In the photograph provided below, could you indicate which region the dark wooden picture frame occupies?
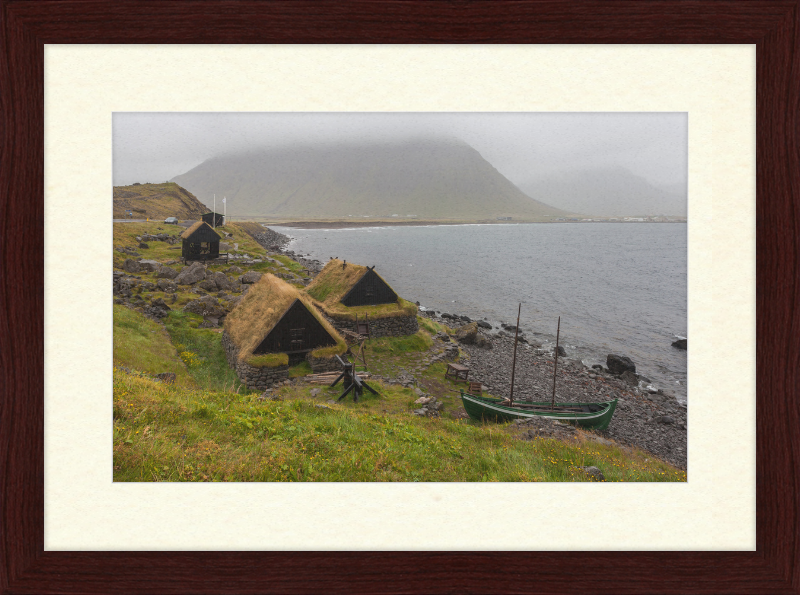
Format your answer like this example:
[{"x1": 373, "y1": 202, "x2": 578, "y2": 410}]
[{"x1": 2, "y1": 1, "x2": 798, "y2": 593}]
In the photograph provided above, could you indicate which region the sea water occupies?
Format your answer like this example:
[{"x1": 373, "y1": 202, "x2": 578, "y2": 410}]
[{"x1": 273, "y1": 223, "x2": 688, "y2": 403}]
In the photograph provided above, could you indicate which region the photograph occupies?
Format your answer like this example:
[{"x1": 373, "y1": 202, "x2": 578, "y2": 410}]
[{"x1": 112, "y1": 112, "x2": 688, "y2": 483}]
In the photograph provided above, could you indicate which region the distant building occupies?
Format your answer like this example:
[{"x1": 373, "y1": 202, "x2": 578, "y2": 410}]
[
  {"x1": 201, "y1": 212, "x2": 224, "y2": 227},
  {"x1": 180, "y1": 221, "x2": 222, "y2": 262},
  {"x1": 497, "y1": 216, "x2": 512, "y2": 221}
]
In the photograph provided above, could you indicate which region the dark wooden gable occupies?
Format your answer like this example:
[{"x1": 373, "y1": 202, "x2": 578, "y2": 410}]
[
  {"x1": 253, "y1": 299, "x2": 336, "y2": 355},
  {"x1": 184, "y1": 222, "x2": 222, "y2": 243},
  {"x1": 341, "y1": 268, "x2": 398, "y2": 307}
]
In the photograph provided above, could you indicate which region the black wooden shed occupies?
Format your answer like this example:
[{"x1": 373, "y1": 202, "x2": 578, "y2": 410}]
[
  {"x1": 306, "y1": 259, "x2": 398, "y2": 308},
  {"x1": 224, "y1": 274, "x2": 345, "y2": 365},
  {"x1": 201, "y1": 212, "x2": 224, "y2": 227},
  {"x1": 180, "y1": 221, "x2": 222, "y2": 262}
]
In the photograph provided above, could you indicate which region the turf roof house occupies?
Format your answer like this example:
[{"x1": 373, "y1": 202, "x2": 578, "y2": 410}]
[
  {"x1": 305, "y1": 259, "x2": 419, "y2": 338},
  {"x1": 180, "y1": 221, "x2": 222, "y2": 262},
  {"x1": 222, "y1": 274, "x2": 347, "y2": 390}
]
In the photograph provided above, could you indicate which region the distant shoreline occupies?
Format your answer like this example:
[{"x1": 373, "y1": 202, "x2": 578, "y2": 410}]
[{"x1": 259, "y1": 219, "x2": 687, "y2": 229}]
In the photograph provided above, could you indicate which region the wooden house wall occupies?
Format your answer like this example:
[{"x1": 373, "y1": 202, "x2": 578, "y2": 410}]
[
  {"x1": 341, "y1": 269, "x2": 398, "y2": 306},
  {"x1": 182, "y1": 239, "x2": 220, "y2": 260},
  {"x1": 253, "y1": 299, "x2": 336, "y2": 355}
]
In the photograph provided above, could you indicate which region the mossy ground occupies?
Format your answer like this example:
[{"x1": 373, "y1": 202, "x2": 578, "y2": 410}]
[{"x1": 113, "y1": 367, "x2": 685, "y2": 482}]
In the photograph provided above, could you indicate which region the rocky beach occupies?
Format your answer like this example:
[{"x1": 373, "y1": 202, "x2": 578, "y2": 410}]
[{"x1": 421, "y1": 312, "x2": 688, "y2": 470}]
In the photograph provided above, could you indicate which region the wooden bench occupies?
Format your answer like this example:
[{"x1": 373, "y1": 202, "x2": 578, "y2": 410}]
[{"x1": 445, "y1": 363, "x2": 470, "y2": 383}]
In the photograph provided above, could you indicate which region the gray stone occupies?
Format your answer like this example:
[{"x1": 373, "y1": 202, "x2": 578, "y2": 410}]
[
  {"x1": 122, "y1": 259, "x2": 141, "y2": 273},
  {"x1": 210, "y1": 271, "x2": 232, "y2": 291},
  {"x1": 183, "y1": 295, "x2": 226, "y2": 319},
  {"x1": 455, "y1": 322, "x2": 479, "y2": 345},
  {"x1": 582, "y1": 466, "x2": 605, "y2": 481},
  {"x1": 607, "y1": 354, "x2": 636, "y2": 375},
  {"x1": 240, "y1": 271, "x2": 262, "y2": 284},
  {"x1": 175, "y1": 262, "x2": 206, "y2": 285},
  {"x1": 198, "y1": 279, "x2": 218, "y2": 292},
  {"x1": 156, "y1": 266, "x2": 179, "y2": 279},
  {"x1": 672, "y1": 338, "x2": 687, "y2": 350},
  {"x1": 620, "y1": 370, "x2": 639, "y2": 387},
  {"x1": 156, "y1": 279, "x2": 177, "y2": 292}
]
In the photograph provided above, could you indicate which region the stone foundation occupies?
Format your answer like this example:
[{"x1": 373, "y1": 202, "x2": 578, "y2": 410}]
[
  {"x1": 323, "y1": 312, "x2": 419, "y2": 338},
  {"x1": 306, "y1": 353, "x2": 342, "y2": 373},
  {"x1": 222, "y1": 331, "x2": 289, "y2": 390}
]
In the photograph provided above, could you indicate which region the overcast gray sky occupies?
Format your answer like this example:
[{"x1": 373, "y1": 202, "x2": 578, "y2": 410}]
[{"x1": 112, "y1": 112, "x2": 687, "y2": 190}]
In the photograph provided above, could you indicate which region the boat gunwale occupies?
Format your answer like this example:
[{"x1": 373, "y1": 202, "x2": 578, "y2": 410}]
[{"x1": 460, "y1": 391, "x2": 617, "y2": 421}]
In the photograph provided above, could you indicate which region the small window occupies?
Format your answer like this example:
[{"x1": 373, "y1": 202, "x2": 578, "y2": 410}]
[{"x1": 290, "y1": 328, "x2": 304, "y2": 349}]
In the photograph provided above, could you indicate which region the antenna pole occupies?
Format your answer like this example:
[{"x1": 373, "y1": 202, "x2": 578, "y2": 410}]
[
  {"x1": 551, "y1": 316, "x2": 561, "y2": 410},
  {"x1": 509, "y1": 303, "x2": 521, "y2": 406}
]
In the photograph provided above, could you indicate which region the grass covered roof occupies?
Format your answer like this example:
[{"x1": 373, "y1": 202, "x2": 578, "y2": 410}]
[
  {"x1": 305, "y1": 259, "x2": 417, "y2": 320},
  {"x1": 180, "y1": 220, "x2": 221, "y2": 240},
  {"x1": 224, "y1": 273, "x2": 345, "y2": 362}
]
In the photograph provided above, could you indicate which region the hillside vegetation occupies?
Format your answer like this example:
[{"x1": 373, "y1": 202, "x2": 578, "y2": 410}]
[
  {"x1": 171, "y1": 138, "x2": 570, "y2": 220},
  {"x1": 113, "y1": 182, "x2": 210, "y2": 220}
]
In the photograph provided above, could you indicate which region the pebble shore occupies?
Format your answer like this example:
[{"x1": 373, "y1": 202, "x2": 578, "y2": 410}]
[{"x1": 449, "y1": 322, "x2": 687, "y2": 470}]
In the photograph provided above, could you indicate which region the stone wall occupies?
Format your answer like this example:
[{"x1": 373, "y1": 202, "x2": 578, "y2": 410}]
[
  {"x1": 306, "y1": 353, "x2": 342, "y2": 373},
  {"x1": 324, "y1": 312, "x2": 419, "y2": 338},
  {"x1": 222, "y1": 331, "x2": 289, "y2": 390}
]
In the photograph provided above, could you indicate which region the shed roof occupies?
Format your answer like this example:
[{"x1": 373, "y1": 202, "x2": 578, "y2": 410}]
[
  {"x1": 304, "y1": 259, "x2": 415, "y2": 320},
  {"x1": 224, "y1": 274, "x2": 343, "y2": 361},
  {"x1": 180, "y1": 221, "x2": 222, "y2": 241},
  {"x1": 306, "y1": 259, "x2": 379, "y2": 305}
]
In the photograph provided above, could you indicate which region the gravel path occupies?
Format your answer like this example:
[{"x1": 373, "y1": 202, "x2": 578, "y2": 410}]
[{"x1": 455, "y1": 329, "x2": 687, "y2": 470}]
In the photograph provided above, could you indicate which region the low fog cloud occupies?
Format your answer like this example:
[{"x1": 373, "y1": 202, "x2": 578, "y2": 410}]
[{"x1": 113, "y1": 112, "x2": 687, "y2": 191}]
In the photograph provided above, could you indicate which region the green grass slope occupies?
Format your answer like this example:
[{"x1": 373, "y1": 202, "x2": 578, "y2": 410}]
[
  {"x1": 113, "y1": 182, "x2": 210, "y2": 220},
  {"x1": 113, "y1": 305, "x2": 195, "y2": 387},
  {"x1": 113, "y1": 367, "x2": 686, "y2": 482}
]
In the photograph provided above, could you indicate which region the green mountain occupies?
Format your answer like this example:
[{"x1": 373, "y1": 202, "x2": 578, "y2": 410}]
[
  {"x1": 113, "y1": 182, "x2": 210, "y2": 219},
  {"x1": 170, "y1": 139, "x2": 568, "y2": 220}
]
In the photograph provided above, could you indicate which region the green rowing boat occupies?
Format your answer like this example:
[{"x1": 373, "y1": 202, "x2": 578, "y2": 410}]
[{"x1": 459, "y1": 390, "x2": 618, "y2": 430}]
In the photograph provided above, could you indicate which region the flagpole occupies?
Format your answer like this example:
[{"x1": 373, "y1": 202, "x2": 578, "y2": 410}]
[
  {"x1": 223, "y1": 196, "x2": 226, "y2": 226},
  {"x1": 213, "y1": 194, "x2": 216, "y2": 229}
]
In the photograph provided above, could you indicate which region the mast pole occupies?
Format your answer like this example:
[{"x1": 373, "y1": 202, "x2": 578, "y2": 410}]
[
  {"x1": 551, "y1": 316, "x2": 561, "y2": 410},
  {"x1": 509, "y1": 303, "x2": 522, "y2": 406}
]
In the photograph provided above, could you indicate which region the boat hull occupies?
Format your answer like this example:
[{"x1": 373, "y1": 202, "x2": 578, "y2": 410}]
[{"x1": 460, "y1": 391, "x2": 618, "y2": 430}]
